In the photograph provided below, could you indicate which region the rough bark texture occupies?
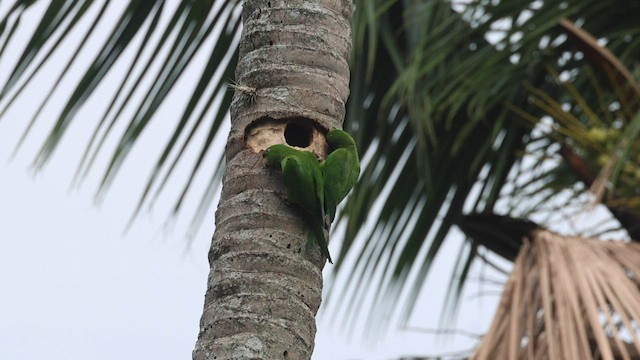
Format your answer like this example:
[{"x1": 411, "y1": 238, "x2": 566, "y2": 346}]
[{"x1": 193, "y1": 1, "x2": 353, "y2": 359}]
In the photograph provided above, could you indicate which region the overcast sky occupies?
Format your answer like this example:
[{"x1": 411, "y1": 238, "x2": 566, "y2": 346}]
[{"x1": 0, "y1": 2, "x2": 501, "y2": 359}]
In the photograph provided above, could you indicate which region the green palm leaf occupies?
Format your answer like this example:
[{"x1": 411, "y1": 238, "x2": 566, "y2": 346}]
[
  {"x1": 329, "y1": 0, "x2": 640, "y2": 333},
  {"x1": 1, "y1": 0, "x2": 241, "y2": 239}
]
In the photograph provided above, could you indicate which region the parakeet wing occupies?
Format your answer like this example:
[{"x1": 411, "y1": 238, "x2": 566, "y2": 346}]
[
  {"x1": 281, "y1": 153, "x2": 331, "y2": 263},
  {"x1": 280, "y1": 152, "x2": 324, "y2": 219}
]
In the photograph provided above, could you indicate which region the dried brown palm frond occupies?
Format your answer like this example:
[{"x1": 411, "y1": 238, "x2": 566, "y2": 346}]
[{"x1": 473, "y1": 230, "x2": 640, "y2": 360}]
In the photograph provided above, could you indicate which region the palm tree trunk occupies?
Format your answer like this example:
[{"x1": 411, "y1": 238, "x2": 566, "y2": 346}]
[{"x1": 193, "y1": 1, "x2": 353, "y2": 359}]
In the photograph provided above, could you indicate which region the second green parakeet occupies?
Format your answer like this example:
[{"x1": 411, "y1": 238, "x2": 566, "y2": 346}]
[
  {"x1": 264, "y1": 144, "x2": 332, "y2": 263},
  {"x1": 321, "y1": 129, "x2": 360, "y2": 222}
]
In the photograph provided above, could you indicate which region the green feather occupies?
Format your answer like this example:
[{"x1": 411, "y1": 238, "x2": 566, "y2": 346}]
[
  {"x1": 265, "y1": 144, "x2": 332, "y2": 263},
  {"x1": 321, "y1": 130, "x2": 360, "y2": 222}
]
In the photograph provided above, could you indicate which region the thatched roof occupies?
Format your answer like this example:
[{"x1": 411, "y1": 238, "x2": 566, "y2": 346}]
[{"x1": 473, "y1": 230, "x2": 640, "y2": 360}]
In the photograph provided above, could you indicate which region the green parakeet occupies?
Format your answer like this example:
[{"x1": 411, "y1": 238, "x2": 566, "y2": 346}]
[
  {"x1": 321, "y1": 129, "x2": 360, "y2": 222},
  {"x1": 264, "y1": 144, "x2": 332, "y2": 263}
]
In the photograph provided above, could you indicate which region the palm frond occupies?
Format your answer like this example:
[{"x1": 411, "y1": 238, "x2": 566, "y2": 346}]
[
  {"x1": 0, "y1": 0, "x2": 241, "y2": 238},
  {"x1": 329, "y1": 0, "x2": 640, "y2": 335},
  {"x1": 329, "y1": 0, "x2": 543, "y2": 334},
  {"x1": 511, "y1": 24, "x2": 640, "y2": 239}
]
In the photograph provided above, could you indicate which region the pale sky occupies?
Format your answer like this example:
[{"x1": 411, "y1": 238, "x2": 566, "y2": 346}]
[{"x1": 0, "y1": 1, "x2": 500, "y2": 359}]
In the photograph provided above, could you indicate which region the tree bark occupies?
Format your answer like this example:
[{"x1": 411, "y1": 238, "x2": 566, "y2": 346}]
[{"x1": 193, "y1": 1, "x2": 353, "y2": 359}]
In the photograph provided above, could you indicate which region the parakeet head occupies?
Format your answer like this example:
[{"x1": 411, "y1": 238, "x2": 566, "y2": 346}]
[{"x1": 326, "y1": 129, "x2": 356, "y2": 149}]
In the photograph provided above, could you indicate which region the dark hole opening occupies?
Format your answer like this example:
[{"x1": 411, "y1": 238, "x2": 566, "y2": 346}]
[{"x1": 284, "y1": 122, "x2": 311, "y2": 148}]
